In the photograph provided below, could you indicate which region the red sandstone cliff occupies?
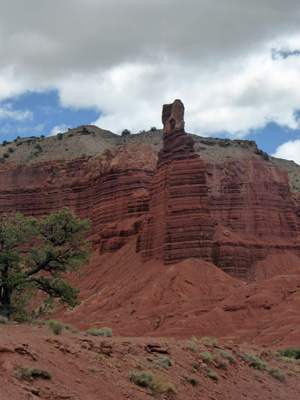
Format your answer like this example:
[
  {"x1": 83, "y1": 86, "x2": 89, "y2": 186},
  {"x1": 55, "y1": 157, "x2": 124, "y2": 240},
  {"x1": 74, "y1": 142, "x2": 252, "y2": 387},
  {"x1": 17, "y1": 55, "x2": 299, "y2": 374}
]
[{"x1": 1, "y1": 100, "x2": 300, "y2": 342}]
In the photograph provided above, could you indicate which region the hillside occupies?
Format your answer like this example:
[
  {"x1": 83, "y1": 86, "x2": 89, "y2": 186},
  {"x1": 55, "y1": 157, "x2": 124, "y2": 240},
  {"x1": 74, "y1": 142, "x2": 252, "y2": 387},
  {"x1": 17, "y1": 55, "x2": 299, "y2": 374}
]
[{"x1": 0, "y1": 100, "x2": 300, "y2": 399}]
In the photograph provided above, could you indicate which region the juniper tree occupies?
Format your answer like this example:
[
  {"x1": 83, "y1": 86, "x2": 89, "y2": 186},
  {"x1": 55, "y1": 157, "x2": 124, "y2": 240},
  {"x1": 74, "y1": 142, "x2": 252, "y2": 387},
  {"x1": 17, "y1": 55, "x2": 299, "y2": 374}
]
[{"x1": 0, "y1": 207, "x2": 91, "y2": 319}]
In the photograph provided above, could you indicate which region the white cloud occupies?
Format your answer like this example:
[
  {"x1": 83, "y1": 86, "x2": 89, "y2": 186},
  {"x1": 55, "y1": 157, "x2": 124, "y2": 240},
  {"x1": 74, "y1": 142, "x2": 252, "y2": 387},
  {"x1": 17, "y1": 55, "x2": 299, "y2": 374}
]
[
  {"x1": 50, "y1": 124, "x2": 69, "y2": 136},
  {"x1": 272, "y1": 140, "x2": 300, "y2": 165},
  {"x1": 0, "y1": 103, "x2": 32, "y2": 121},
  {"x1": 0, "y1": 1, "x2": 300, "y2": 136}
]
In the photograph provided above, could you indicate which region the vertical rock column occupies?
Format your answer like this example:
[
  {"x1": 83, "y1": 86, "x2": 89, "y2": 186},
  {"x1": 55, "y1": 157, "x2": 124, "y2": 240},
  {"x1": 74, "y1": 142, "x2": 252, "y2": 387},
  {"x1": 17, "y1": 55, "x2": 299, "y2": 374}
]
[{"x1": 137, "y1": 100, "x2": 214, "y2": 264}]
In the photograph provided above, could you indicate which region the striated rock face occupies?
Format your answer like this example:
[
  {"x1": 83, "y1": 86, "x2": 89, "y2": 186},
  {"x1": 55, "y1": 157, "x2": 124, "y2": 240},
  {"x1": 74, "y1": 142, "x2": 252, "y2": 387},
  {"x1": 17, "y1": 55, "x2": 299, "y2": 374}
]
[
  {"x1": 0, "y1": 100, "x2": 299, "y2": 279},
  {"x1": 137, "y1": 100, "x2": 214, "y2": 264},
  {"x1": 0, "y1": 144, "x2": 157, "y2": 252},
  {"x1": 136, "y1": 100, "x2": 300, "y2": 276}
]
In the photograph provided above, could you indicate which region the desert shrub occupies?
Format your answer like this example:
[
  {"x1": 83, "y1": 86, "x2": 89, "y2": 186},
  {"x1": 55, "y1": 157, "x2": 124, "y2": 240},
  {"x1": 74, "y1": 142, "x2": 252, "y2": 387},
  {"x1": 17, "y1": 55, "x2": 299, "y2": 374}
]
[
  {"x1": 14, "y1": 366, "x2": 32, "y2": 381},
  {"x1": 185, "y1": 375, "x2": 199, "y2": 386},
  {"x1": 268, "y1": 367, "x2": 285, "y2": 382},
  {"x1": 64, "y1": 324, "x2": 79, "y2": 333},
  {"x1": 121, "y1": 129, "x2": 131, "y2": 136},
  {"x1": 0, "y1": 157, "x2": 5, "y2": 164},
  {"x1": 8, "y1": 147, "x2": 14, "y2": 153},
  {"x1": 287, "y1": 371, "x2": 294, "y2": 376},
  {"x1": 201, "y1": 336, "x2": 212, "y2": 342},
  {"x1": 2, "y1": 140, "x2": 8, "y2": 146},
  {"x1": 150, "y1": 127, "x2": 157, "y2": 131},
  {"x1": 199, "y1": 352, "x2": 212, "y2": 364},
  {"x1": 153, "y1": 356, "x2": 173, "y2": 370},
  {"x1": 87, "y1": 366, "x2": 97, "y2": 372},
  {"x1": 129, "y1": 370, "x2": 153, "y2": 388},
  {"x1": 220, "y1": 350, "x2": 236, "y2": 364},
  {"x1": 186, "y1": 340, "x2": 197, "y2": 351},
  {"x1": 191, "y1": 361, "x2": 200, "y2": 371},
  {"x1": 241, "y1": 353, "x2": 267, "y2": 370},
  {"x1": 86, "y1": 327, "x2": 113, "y2": 337},
  {"x1": 278, "y1": 347, "x2": 300, "y2": 360},
  {"x1": 207, "y1": 368, "x2": 219, "y2": 381},
  {"x1": 3, "y1": 153, "x2": 9, "y2": 158},
  {"x1": 48, "y1": 319, "x2": 64, "y2": 335},
  {"x1": 31, "y1": 366, "x2": 52, "y2": 379},
  {"x1": 213, "y1": 355, "x2": 229, "y2": 370},
  {"x1": 57, "y1": 133, "x2": 63, "y2": 140},
  {"x1": 129, "y1": 370, "x2": 177, "y2": 396}
]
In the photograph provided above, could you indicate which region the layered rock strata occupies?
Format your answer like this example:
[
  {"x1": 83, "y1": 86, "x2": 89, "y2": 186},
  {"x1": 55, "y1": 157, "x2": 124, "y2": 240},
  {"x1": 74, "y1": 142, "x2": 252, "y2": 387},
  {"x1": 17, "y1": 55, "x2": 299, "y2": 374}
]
[{"x1": 137, "y1": 100, "x2": 214, "y2": 264}]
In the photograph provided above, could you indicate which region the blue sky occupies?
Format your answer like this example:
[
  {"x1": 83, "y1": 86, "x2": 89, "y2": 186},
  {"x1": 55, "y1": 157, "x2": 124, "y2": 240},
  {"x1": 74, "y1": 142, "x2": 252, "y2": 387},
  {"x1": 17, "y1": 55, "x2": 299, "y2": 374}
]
[
  {"x1": 0, "y1": 91, "x2": 99, "y2": 141},
  {"x1": 1, "y1": 1, "x2": 300, "y2": 163}
]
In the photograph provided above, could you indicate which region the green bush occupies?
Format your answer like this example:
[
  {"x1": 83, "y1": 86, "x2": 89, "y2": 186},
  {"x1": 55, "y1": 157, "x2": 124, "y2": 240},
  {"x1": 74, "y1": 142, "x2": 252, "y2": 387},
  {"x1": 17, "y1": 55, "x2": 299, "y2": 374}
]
[
  {"x1": 8, "y1": 147, "x2": 14, "y2": 153},
  {"x1": 207, "y1": 368, "x2": 219, "y2": 381},
  {"x1": 129, "y1": 370, "x2": 177, "y2": 396},
  {"x1": 153, "y1": 356, "x2": 173, "y2": 370},
  {"x1": 86, "y1": 327, "x2": 113, "y2": 337},
  {"x1": 3, "y1": 153, "x2": 9, "y2": 158},
  {"x1": 121, "y1": 129, "x2": 131, "y2": 136},
  {"x1": 240, "y1": 353, "x2": 267, "y2": 370},
  {"x1": 199, "y1": 352, "x2": 212, "y2": 364},
  {"x1": 31, "y1": 366, "x2": 52, "y2": 379},
  {"x1": 14, "y1": 366, "x2": 32, "y2": 381},
  {"x1": 186, "y1": 340, "x2": 197, "y2": 351},
  {"x1": 48, "y1": 319, "x2": 64, "y2": 335},
  {"x1": 278, "y1": 347, "x2": 300, "y2": 360},
  {"x1": 150, "y1": 127, "x2": 157, "y2": 132},
  {"x1": 57, "y1": 133, "x2": 63, "y2": 140},
  {"x1": 268, "y1": 367, "x2": 285, "y2": 382},
  {"x1": 220, "y1": 350, "x2": 236, "y2": 364},
  {"x1": 185, "y1": 375, "x2": 199, "y2": 386},
  {"x1": 213, "y1": 355, "x2": 229, "y2": 370}
]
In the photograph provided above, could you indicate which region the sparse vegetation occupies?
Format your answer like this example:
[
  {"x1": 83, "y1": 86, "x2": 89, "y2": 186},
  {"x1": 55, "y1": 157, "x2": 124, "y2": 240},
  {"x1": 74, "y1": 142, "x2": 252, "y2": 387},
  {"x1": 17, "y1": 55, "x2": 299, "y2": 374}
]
[
  {"x1": 14, "y1": 365, "x2": 51, "y2": 381},
  {"x1": 8, "y1": 147, "x2": 14, "y2": 153},
  {"x1": 207, "y1": 368, "x2": 219, "y2": 381},
  {"x1": 2, "y1": 140, "x2": 8, "y2": 147},
  {"x1": 219, "y1": 350, "x2": 236, "y2": 364},
  {"x1": 86, "y1": 327, "x2": 113, "y2": 337},
  {"x1": 48, "y1": 320, "x2": 64, "y2": 335},
  {"x1": 201, "y1": 336, "x2": 212, "y2": 342},
  {"x1": 268, "y1": 367, "x2": 285, "y2": 381},
  {"x1": 186, "y1": 340, "x2": 197, "y2": 351},
  {"x1": 3, "y1": 153, "x2": 9, "y2": 158},
  {"x1": 150, "y1": 127, "x2": 157, "y2": 131},
  {"x1": 57, "y1": 133, "x2": 63, "y2": 140},
  {"x1": 199, "y1": 352, "x2": 212, "y2": 364},
  {"x1": 185, "y1": 375, "x2": 199, "y2": 386},
  {"x1": 278, "y1": 347, "x2": 300, "y2": 360},
  {"x1": 213, "y1": 355, "x2": 229, "y2": 370},
  {"x1": 121, "y1": 129, "x2": 131, "y2": 136},
  {"x1": 128, "y1": 370, "x2": 177, "y2": 397},
  {"x1": 239, "y1": 353, "x2": 267, "y2": 370},
  {"x1": 88, "y1": 366, "x2": 97, "y2": 372},
  {"x1": 153, "y1": 356, "x2": 173, "y2": 370}
]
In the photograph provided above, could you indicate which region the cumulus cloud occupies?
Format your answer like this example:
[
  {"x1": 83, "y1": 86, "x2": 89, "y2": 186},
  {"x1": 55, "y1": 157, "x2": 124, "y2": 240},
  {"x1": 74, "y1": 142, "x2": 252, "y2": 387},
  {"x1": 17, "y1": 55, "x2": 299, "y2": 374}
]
[
  {"x1": 0, "y1": 103, "x2": 32, "y2": 121},
  {"x1": 1, "y1": 0, "x2": 300, "y2": 135},
  {"x1": 50, "y1": 124, "x2": 70, "y2": 136},
  {"x1": 272, "y1": 140, "x2": 300, "y2": 165}
]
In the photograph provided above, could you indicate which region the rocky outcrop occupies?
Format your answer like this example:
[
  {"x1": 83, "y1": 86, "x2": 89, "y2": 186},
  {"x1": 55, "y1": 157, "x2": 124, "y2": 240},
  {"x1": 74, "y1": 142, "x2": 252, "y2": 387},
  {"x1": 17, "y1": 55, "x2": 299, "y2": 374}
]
[
  {"x1": 137, "y1": 100, "x2": 214, "y2": 264},
  {"x1": 0, "y1": 100, "x2": 299, "y2": 279},
  {"x1": 0, "y1": 144, "x2": 157, "y2": 252},
  {"x1": 136, "y1": 100, "x2": 300, "y2": 274}
]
